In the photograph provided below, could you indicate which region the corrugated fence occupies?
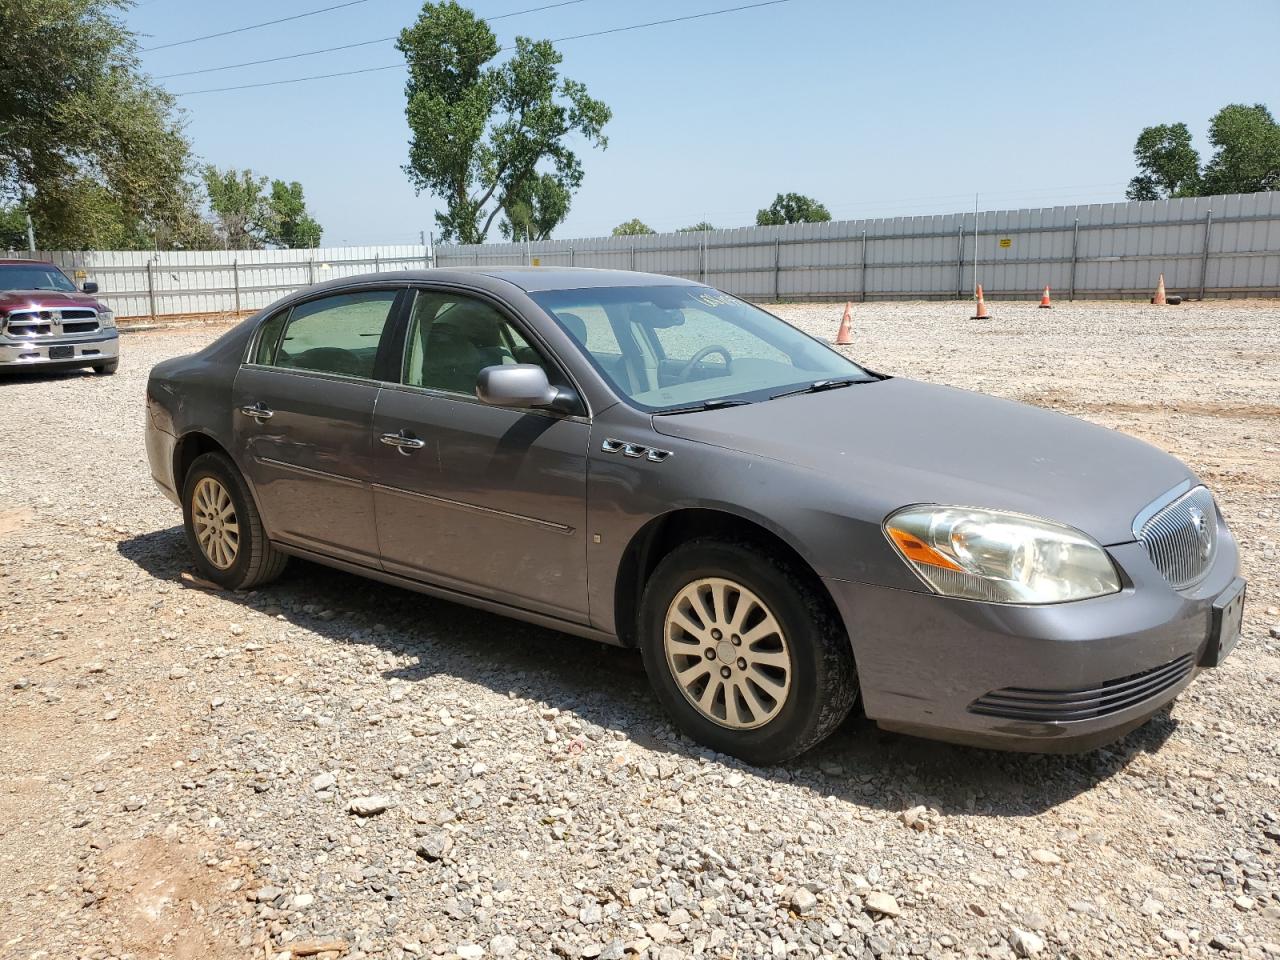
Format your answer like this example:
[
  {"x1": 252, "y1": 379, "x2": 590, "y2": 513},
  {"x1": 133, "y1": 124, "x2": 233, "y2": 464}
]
[{"x1": 9, "y1": 191, "x2": 1278, "y2": 319}]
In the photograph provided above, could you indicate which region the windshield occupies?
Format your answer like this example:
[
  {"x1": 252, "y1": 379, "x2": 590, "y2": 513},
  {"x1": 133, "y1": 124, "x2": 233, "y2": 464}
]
[
  {"x1": 530, "y1": 285, "x2": 873, "y2": 411},
  {"x1": 0, "y1": 263, "x2": 78, "y2": 293}
]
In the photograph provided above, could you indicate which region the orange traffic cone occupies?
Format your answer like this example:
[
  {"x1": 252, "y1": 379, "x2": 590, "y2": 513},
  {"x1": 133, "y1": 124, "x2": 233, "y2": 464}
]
[
  {"x1": 835, "y1": 302, "x2": 853, "y2": 345},
  {"x1": 1151, "y1": 274, "x2": 1167, "y2": 305},
  {"x1": 1038, "y1": 285, "x2": 1052, "y2": 308},
  {"x1": 971, "y1": 285, "x2": 990, "y2": 320}
]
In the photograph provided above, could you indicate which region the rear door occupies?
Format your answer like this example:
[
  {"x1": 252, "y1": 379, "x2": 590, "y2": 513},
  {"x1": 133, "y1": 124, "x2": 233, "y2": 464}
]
[
  {"x1": 370, "y1": 287, "x2": 591, "y2": 621},
  {"x1": 233, "y1": 287, "x2": 407, "y2": 566}
]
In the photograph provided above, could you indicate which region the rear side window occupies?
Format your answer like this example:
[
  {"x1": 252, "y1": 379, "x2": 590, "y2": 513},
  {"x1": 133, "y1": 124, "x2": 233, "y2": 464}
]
[
  {"x1": 274, "y1": 290, "x2": 398, "y2": 379},
  {"x1": 253, "y1": 310, "x2": 288, "y2": 365}
]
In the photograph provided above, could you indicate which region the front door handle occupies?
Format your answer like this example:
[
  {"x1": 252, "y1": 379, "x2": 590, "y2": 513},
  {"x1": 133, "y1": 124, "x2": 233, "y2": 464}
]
[
  {"x1": 239, "y1": 402, "x2": 273, "y2": 421},
  {"x1": 380, "y1": 431, "x2": 426, "y2": 452}
]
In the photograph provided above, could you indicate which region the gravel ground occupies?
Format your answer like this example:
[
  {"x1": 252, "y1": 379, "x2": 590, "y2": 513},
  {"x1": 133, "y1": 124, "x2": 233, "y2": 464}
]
[{"x1": 1, "y1": 298, "x2": 1278, "y2": 960}]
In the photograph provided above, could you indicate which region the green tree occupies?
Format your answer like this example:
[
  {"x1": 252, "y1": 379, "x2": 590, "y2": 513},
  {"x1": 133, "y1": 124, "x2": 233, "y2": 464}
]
[
  {"x1": 0, "y1": 203, "x2": 29, "y2": 250},
  {"x1": 397, "y1": 1, "x2": 611, "y2": 244},
  {"x1": 203, "y1": 167, "x2": 268, "y2": 249},
  {"x1": 499, "y1": 172, "x2": 570, "y2": 241},
  {"x1": 1125, "y1": 122, "x2": 1201, "y2": 200},
  {"x1": 677, "y1": 222, "x2": 716, "y2": 232},
  {"x1": 756, "y1": 193, "x2": 831, "y2": 226},
  {"x1": 264, "y1": 180, "x2": 323, "y2": 249},
  {"x1": 1, "y1": 0, "x2": 201, "y2": 249},
  {"x1": 1200, "y1": 103, "x2": 1280, "y2": 196},
  {"x1": 612, "y1": 218, "x2": 655, "y2": 236}
]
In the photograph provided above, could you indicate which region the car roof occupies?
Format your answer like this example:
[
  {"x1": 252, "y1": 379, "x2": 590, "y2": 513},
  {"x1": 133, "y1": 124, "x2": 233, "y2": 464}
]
[
  {"x1": 0, "y1": 259, "x2": 58, "y2": 267},
  {"x1": 464, "y1": 266, "x2": 701, "y2": 293},
  {"x1": 304, "y1": 266, "x2": 701, "y2": 298}
]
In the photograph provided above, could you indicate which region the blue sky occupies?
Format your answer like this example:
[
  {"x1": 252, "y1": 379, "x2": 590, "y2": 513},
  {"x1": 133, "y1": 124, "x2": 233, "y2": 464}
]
[{"x1": 129, "y1": 0, "x2": 1279, "y2": 246}]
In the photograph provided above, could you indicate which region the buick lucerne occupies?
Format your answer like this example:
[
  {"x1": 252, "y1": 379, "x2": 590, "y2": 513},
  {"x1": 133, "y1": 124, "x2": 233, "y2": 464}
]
[{"x1": 144, "y1": 268, "x2": 1245, "y2": 763}]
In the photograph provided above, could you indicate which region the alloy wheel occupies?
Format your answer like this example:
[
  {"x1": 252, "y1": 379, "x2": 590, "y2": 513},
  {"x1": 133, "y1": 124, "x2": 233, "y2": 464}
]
[
  {"x1": 191, "y1": 476, "x2": 240, "y2": 570},
  {"x1": 663, "y1": 577, "x2": 793, "y2": 730}
]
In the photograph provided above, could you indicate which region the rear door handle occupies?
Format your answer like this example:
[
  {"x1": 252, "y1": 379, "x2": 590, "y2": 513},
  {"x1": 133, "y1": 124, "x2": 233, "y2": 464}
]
[
  {"x1": 380, "y1": 431, "x2": 425, "y2": 451},
  {"x1": 239, "y1": 402, "x2": 273, "y2": 421}
]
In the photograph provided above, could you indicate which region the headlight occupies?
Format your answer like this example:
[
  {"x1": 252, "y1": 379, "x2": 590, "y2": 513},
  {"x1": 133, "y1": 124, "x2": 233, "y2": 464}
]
[
  {"x1": 99, "y1": 308, "x2": 116, "y2": 329},
  {"x1": 884, "y1": 505, "x2": 1121, "y2": 604}
]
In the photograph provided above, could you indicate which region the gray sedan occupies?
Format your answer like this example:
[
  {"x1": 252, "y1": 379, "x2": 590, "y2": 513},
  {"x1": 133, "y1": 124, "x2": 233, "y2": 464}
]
[{"x1": 144, "y1": 268, "x2": 1245, "y2": 764}]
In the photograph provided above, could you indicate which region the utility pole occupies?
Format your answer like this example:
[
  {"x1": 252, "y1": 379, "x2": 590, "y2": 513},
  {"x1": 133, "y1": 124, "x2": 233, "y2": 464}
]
[
  {"x1": 972, "y1": 192, "x2": 979, "y2": 298},
  {"x1": 25, "y1": 212, "x2": 35, "y2": 252}
]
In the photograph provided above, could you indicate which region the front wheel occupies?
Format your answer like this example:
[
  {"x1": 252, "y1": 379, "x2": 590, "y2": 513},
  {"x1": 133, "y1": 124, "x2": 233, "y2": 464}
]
[
  {"x1": 93, "y1": 360, "x2": 118, "y2": 375},
  {"x1": 638, "y1": 540, "x2": 857, "y2": 765},
  {"x1": 181, "y1": 452, "x2": 287, "y2": 590}
]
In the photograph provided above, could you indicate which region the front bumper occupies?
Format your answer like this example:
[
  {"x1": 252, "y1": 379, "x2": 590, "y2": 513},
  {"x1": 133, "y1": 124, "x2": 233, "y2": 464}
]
[
  {"x1": 0, "y1": 330, "x2": 119, "y2": 368},
  {"x1": 826, "y1": 531, "x2": 1242, "y2": 752}
]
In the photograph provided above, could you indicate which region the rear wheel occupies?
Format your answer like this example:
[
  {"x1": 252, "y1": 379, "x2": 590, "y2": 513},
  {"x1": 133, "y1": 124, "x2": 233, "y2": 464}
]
[
  {"x1": 639, "y1": 539, "x2": 857, "y2": 765},
  {"x1": 181, "y1": 452, "x2": 287, "y2": 589},
  {"x1": 93, "y1": 360, "x2": 118, "y2": 375}
]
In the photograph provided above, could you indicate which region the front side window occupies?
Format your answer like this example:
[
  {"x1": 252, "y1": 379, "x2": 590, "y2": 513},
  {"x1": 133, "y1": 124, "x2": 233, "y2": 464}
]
[
  {"x1": 0, "y1": 263, "x2": 78, "y2": 293},
  {"x1": 529, "y1": 285, "x2": 872, "y2": 411},
  {"x1": 403, "y1": 291, "x2": 553, "y2": 395},
  {"x1": 272, "y1": 290, "x2": 398, "y2": 378}
]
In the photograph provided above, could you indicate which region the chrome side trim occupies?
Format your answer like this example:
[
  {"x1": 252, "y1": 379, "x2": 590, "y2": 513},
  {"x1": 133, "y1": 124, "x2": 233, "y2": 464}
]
[
  {"x1": 370, "y1": 482, "x2": 575, "y2": 534},
  {"x1": 253, "y1": 456, "x2": 364, "y2": 488}
]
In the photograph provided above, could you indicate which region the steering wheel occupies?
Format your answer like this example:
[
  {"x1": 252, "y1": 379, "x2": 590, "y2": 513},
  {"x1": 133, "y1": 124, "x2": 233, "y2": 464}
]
[{"x1": 675, "y1": 344, "x2": 733, "y2": 382}]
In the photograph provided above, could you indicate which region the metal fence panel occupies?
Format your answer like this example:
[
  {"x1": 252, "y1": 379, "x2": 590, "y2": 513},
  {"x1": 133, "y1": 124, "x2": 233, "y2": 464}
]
[{"x1": 5, "y1": 192, "x2": 1277, "y2": 318}]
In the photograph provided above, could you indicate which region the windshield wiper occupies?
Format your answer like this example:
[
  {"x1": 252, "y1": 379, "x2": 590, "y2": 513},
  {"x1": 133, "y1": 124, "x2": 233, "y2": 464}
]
[
  {"x1": 653, "y1": 398, "x2": 753, "y2": 416},
  {"x1": 768, "y1": 378, "x2": 866, "y2": 401}
]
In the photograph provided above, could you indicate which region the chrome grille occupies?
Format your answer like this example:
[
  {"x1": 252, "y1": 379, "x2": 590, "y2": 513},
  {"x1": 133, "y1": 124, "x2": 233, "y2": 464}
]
[
  {"x1": 1, "y1": 308, "x2": 99, "y2": 338},
  {"x1": 1136, "y1": 485, "x2": 1218, "y2": 591},
  {"x1": 970, "y1": 654, "x2": 1195, "y2": 722}
]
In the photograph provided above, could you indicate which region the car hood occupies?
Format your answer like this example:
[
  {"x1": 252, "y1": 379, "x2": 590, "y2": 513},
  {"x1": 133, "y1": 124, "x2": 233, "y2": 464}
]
[
  {"x1": 0, "y1": 289, "x2": 103, "y2": 312},
  {"x1": 650, "y1": 377, "x2": 1194, "y2": 546}
]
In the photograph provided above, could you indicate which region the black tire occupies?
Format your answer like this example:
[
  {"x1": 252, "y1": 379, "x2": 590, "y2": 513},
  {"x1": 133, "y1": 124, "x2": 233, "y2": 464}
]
[
  {"x1": 93, "y1": 360, "x2": 119, "y2": 375},
  {"x1": 638, "y1": 539, "x2": 857, "y2": 765},
  {"x1": 181, "y1": 451, "x2": 287, "y2": 590}
]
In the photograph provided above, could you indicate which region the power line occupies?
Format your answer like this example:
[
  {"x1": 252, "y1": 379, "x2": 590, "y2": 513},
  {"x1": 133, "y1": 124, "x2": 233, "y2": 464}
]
[
  {"x1": 487, "y1": 0, "x2": 586, "y2": 21},
  {"x1": 143, "y1": 0, "x2": 371, "y2": 52},
  {"x1": 544, "y1": 0, "x2": 790, "y2": 45},
  {"x1": 156, "y1": 0, "x2": 588, "y2": 79},
  {"x1": 173, "y1": 0, "x2": 794, "y2": 95},
  {"x1": 159, "y1": 38, "x2": 393, "y2": 78}
]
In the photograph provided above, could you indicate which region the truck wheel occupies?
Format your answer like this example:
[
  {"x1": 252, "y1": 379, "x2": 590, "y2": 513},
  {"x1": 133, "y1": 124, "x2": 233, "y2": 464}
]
[
  {"x1": 639, "y1": 539, "x2": 857, "y2": 765},
  {"x1": 93, "y1": 361, "x2": 118, "y2": 375},
  {"x1": 181, "y1": 452, "x2": 287, "y2": 590}
]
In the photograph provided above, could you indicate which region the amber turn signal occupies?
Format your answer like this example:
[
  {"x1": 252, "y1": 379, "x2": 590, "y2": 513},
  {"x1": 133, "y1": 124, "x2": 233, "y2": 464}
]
[{"x1": 886, "y1": 526, "x2": 965, "y2": 572}]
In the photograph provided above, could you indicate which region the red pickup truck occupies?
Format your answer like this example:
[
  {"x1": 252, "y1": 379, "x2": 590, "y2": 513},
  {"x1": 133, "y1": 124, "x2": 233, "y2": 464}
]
[{"x1": 0, "y1": 259, "x2": 119, "y2": 374}]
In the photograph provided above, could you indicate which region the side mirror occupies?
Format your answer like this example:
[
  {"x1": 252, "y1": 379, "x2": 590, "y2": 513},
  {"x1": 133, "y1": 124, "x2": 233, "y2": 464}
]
[
  {"x1": 82, "y1": 281, "x2": 99, "y2": 294},
  {"x1": 476, "y1": 364, "x2": 578, "y2": 414}
]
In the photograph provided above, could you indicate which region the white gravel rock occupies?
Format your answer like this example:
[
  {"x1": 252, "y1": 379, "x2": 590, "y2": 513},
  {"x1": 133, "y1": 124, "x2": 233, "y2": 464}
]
[{"x1": 4, "y1": 305, "x2": 1279, "y2": 960}]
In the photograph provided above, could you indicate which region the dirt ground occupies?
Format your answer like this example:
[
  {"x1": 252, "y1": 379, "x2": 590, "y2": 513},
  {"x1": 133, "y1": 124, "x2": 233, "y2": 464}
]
[{"x1": 1, "y1": 298, "x2": 1277, "y2": 960}]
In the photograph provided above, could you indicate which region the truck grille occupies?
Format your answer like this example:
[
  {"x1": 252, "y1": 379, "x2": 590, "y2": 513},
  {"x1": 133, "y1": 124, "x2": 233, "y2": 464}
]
[
  {"x1": 969, "y1": 654, "x2": 1195, "y2": 722},
  {"x1": 1136, "y1": 485, "x2": 1218, "y2": 591},
  {"x1": 2, "y1": 308, "x2": 99, "y2": 338}
]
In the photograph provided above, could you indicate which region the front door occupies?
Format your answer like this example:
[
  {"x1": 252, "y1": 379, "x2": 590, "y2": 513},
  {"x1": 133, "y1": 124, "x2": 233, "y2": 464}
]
[
  {"x1": 233, "y1": 287, "x2": 405, "y2": 566},
  {"x1": 370, "y1": 289, "x2": 591, "y2": 621}
]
